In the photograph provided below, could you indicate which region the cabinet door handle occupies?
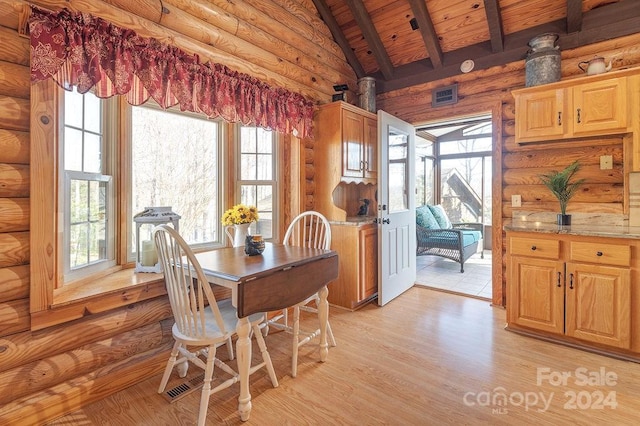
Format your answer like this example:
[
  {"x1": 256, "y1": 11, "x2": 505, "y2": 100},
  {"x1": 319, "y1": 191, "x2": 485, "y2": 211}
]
[
  {"x1": 596, "y1": 251, "x2": 603, "y2": 257},
  {"x1": 359, "y1": 160, "x2": 364, "y2": 171},
  {"x1": 531, "y1": 245, "x2": 537, "y2": 251},
  {"x1": 557, "y1": 271, "x2": 562, "y2": 288},
  {"x1": 364, "y1": 160, "x2": 368, "y2": 171},
  {"x1": 558, "y1": 112, "x2": 562, "y2": 126},
  {"x1": 576, "y1": 108, "x2": 581, "y2": 123},
  {"x1": 569, "y1": 273, "x2": 574, "y2": 289}
]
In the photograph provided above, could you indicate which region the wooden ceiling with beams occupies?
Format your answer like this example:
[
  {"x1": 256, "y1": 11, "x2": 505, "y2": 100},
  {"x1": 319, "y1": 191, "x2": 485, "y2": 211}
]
[{"x1": 310, "y1": 0, "x2": 640, "y2": 93}]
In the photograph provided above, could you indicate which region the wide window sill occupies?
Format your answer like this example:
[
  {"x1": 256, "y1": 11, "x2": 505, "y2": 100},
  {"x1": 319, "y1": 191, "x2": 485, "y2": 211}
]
[{"x1": 31, "y1": 269, "x2": 166, "y2": 331}]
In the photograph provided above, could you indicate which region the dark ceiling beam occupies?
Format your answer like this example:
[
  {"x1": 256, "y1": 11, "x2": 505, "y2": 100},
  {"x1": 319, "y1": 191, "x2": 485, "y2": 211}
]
[
  {"x1": 566, "y1": 0, "x2": 583, "y2": 33},
  {"x1": 408, "y1": 0, "x2": 443, "y2": 67},
  {"x1": 345, "y1": 0, "x2": 395, "y2": 80},
  {"x1": 376, "y1": 0, "x2": 640, "y2": 93},
  {"x1": 310, "y1": 0, "x2": 366, "y2": 79},
  {"x1": 483, "y1": 0, "x2": 504, "y2": 52}
]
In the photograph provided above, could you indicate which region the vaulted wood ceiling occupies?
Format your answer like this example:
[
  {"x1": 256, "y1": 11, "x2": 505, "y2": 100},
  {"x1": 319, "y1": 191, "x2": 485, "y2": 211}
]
[{"x1": 311, "y1": 0, "x2": 640, "y2": 93}]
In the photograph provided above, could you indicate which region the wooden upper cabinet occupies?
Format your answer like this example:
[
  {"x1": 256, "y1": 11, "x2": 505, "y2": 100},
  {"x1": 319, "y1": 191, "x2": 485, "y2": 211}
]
[
  {"x1": 513, "y1": 71, "x2": 632, "y2": 143},
  {"x1": 342, "y1": 109, "x2": 365, "y2": 178},
  {"x1": 571, "y1": 78, "x2": 628, "y2": 136},
  {"x1": 515, "y1": 88, "x2": 565, "y2": 142},
  {"x1": 341, "y1": 109, "x2": 377, "y2": 182}
]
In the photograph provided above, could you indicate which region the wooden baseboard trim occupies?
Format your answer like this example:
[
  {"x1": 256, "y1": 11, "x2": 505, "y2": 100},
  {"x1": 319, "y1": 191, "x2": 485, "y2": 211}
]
[{"x1": 505, "y1": 325, "x2": 640, "y2": 364}]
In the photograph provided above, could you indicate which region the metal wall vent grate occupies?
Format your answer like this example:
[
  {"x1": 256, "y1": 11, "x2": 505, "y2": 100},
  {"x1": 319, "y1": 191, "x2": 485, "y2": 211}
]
[
  {"x1": 432, "y1": 84, "x2": 458, "y2": 107},
  {"x1": 163, "y1": 373, "x2": 205, "y2": 403}
]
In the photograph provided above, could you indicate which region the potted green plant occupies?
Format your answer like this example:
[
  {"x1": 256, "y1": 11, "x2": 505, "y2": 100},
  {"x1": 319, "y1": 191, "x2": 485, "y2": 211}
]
[{"x1": 539, "y1": 160, "x2": 585, "y2": 226}]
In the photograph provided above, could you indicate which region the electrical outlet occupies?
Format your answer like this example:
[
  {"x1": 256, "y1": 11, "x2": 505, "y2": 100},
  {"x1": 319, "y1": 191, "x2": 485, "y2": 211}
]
[
  {"x1": 511, "y1": 194, "x2": 522, "y2": 207},
  {"x1": 600, "y1": 155, "x2": 613, "y2": 170}
]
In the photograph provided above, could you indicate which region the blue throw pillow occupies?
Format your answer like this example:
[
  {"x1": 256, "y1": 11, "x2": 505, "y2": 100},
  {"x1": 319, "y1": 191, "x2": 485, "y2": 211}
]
[
  {"x1": 416, "y1": 205, "x2": 440, "y2": 229},
  {"x1": 428, "y1": 204, "x2": 452, "y2": 229}
]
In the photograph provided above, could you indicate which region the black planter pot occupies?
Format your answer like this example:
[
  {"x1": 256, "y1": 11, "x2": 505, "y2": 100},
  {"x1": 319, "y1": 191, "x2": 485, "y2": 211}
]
[{"x1": 557, "y1": 214, "x2": 571, "y2": 226}]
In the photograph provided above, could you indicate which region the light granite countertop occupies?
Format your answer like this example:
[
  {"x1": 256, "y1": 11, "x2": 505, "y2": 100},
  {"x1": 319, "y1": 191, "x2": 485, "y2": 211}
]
[
  {"x1": 329, "y1": 216, "x2": 377, "y2": 226},
  {"x1": 504, "y1": 219, "x2": 640, "y2": 239}
]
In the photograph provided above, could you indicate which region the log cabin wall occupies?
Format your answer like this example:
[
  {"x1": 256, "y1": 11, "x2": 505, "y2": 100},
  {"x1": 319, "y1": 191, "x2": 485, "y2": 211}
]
[
  {"x1": 378, "y1": 32, "x2": 640, "y2": 308},
  {"x1": 0, "y1": 0, "x2": 352, "y2": 423}
]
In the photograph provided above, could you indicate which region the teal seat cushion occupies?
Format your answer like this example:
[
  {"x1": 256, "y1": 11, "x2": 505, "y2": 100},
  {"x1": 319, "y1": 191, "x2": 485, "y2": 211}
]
[
  {"x1": 461, "y1": 230, "x2": 482, "y2": 245},
  {"x1": 428, "y1": 204, "x2": 452, "y2": 229},
  {"x1": 421, "y1": 230, "x2": 481, "y2": 248},
  {"x1": 416, "y1": 205, "x2": 440, "y2": 229}
]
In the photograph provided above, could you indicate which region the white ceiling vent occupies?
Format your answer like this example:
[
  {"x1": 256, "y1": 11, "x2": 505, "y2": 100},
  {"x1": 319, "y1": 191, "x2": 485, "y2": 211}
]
[{"x1": 432, "y1": 84, "x2": 458, "y2": 107}]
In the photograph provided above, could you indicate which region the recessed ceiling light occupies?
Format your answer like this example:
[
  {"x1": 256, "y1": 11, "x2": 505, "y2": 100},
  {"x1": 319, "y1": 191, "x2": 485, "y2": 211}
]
[{"x1": 460, "y1": 59, "x2": 475, "y2": 73}]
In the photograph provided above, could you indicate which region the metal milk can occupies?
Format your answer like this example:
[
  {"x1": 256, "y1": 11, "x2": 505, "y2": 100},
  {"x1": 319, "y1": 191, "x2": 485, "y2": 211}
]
[{"x1": 525, "y1": 33, "x2": 561, "y2": 87}]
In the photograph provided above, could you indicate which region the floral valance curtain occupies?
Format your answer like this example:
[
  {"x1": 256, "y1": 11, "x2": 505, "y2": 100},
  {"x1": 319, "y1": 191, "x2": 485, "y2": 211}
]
[{"x1": 29, "y1": 7, "x2": 315, "y2": 138}]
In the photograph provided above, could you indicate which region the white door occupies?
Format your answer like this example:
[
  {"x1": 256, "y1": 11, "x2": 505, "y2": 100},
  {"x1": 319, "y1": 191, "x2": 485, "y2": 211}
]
[{"x1": 377, "y1": 110, "x2": 416, "y2": 306}]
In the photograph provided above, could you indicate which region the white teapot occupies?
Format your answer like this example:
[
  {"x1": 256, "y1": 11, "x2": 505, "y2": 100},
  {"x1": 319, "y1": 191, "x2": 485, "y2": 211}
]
[{"x1": 578, "y1": 56, "x2": 613, "y2": 75}]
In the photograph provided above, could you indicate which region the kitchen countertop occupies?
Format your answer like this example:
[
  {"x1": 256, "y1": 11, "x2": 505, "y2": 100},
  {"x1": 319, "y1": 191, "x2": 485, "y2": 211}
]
[
  {"x1": 329, "y1": 216, "x2": 377, "y2": 226},
  {"x1": 504, "y1": 219, "x2": 640, "y2": 239}
]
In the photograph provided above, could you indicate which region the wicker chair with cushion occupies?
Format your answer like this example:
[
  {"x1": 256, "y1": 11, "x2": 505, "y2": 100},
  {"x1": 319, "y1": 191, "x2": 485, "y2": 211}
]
[{"x1": 416, "y1": 204, "x2": 484, "y2": 273}]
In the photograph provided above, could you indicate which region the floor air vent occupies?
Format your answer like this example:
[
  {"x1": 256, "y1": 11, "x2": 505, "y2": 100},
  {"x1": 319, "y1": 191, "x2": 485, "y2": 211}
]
[
  {"x1": 432, "y1": 84, "x2": 458, "y2": 107},
  {"x1": 163, "y1": 373, "x2": 205, "y2": 403}
]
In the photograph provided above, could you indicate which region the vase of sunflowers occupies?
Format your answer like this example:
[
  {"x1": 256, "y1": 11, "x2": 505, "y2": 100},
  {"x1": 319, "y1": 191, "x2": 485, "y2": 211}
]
[{"x1": 222, "y1": 204, "x2": 259, "y2": 247}]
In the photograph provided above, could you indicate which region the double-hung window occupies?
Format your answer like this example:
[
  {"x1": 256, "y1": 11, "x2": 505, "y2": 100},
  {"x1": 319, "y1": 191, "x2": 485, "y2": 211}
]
[
  {"x1": 237, "y1": 126, "x2": 277, "y2": 240},
  {"x1": 62, "y1": 88, "x2": 116, "y2": 283}
]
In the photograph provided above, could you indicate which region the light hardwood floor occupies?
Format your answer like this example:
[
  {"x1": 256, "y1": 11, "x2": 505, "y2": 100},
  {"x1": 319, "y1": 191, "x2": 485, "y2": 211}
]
[{"x1": 48, "y1": 288, "x2": 640, "y2": 425}]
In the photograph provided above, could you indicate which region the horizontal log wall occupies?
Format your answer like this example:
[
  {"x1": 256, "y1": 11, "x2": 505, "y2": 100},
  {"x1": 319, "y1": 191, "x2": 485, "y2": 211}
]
[
  {"x1": 378, "y1": 31, "x2": 640, "y2": 308},
  {"x1": 0, "y1": 0, "x2": 356, "y2": 423}
]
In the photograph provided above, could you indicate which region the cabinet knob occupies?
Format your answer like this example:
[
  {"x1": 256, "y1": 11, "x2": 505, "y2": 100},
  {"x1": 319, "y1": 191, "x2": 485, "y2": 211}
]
[
  {"x1": 596, "y1": 251, "x2": 603, "y2": 257},
  {"x1": 531, "y1": 245, "x2": 537, "y2": 251}
]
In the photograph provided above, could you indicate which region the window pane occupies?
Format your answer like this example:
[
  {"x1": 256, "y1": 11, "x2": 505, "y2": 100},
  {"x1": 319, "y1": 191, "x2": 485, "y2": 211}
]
[
  {"x1": 69, "y1": 223, "x2": 88, "y2": 268},
  {"x1": 257, "y1": 128, "x2": 272, "y2": 153},
  {"x1": 240, "y1": 153, "x2": 256, "y2": 180},
  {"x1": 84, "y1": 133, "x2": 102, "y2": 173},
  {"x1": 440, "y1": 157, "x2": 483, "y2": 223},
  {"x1": 132, "y1": 107, "x2": 220, "y2": 246},
  {"x1": 64, "y1": 89, "x2": 83, "y2": 128},
  {"x1": 64, "y1": 128, "x2": 83, "y2": 172},
  {"x1": 70, "y1": 179, "x2": 88, "y2": 223},
  {"x1": 388, "y1": 129, "x2": 408, "y2": 212},
  {"x1": 241, "y1": 127, "x2": 257, "y2": 152},
  {"x1": 256, "y1": 154, "x2": 272, "y2": 179},
  {"x1": 439, "y1": 137, "x2": 492, "y2": 155},
  {"x1": 84, "y1": 93, "x2": 102, "y2": 133}
]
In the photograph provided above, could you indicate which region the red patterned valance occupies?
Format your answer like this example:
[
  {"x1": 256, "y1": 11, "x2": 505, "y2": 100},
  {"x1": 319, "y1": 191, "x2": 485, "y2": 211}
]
[{"x1": 29, "y1": 7, "x2": 314, "y2": 138}]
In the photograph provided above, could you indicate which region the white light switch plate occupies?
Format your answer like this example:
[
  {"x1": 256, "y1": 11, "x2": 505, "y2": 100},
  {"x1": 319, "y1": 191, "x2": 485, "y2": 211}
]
[{"x1": 511, "y1": 194, "x2": 522, "y2": 207}]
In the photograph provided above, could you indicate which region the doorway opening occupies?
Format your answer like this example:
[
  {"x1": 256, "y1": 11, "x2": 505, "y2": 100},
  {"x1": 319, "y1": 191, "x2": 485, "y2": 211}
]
[{"x1": 414, "y1": 114, "x2": 493, "y2": 300}]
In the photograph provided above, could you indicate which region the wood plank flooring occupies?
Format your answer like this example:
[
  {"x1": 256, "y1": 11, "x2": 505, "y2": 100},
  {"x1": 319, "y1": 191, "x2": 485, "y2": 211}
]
[{"x1": 48, "y1": 288, "x2": 640, "y2": 425}]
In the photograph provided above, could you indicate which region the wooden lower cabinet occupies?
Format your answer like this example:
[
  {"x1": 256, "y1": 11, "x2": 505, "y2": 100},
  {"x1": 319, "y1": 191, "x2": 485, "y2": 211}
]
[
  {"x1": 506, "y1": 231, "x2": 637, "y2": 358},
  {"x1": 328, "y1": 223, "x2": 378, "y2": 309}
]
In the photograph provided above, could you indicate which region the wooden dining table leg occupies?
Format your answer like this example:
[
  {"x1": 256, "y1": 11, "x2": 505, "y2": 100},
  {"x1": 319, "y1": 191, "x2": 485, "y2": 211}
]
[
  {"x1": 318, "y1": 285, "x2": 329, "y2": 362},
  {"x1": 236, "y1": 316, "x2": 252, "y2": 421}
]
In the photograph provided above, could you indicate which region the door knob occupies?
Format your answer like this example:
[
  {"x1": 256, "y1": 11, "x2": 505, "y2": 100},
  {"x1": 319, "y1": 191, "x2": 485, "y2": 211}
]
[{"x1": 382, "y1": 218, "x2": 390, "y2": 224}]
